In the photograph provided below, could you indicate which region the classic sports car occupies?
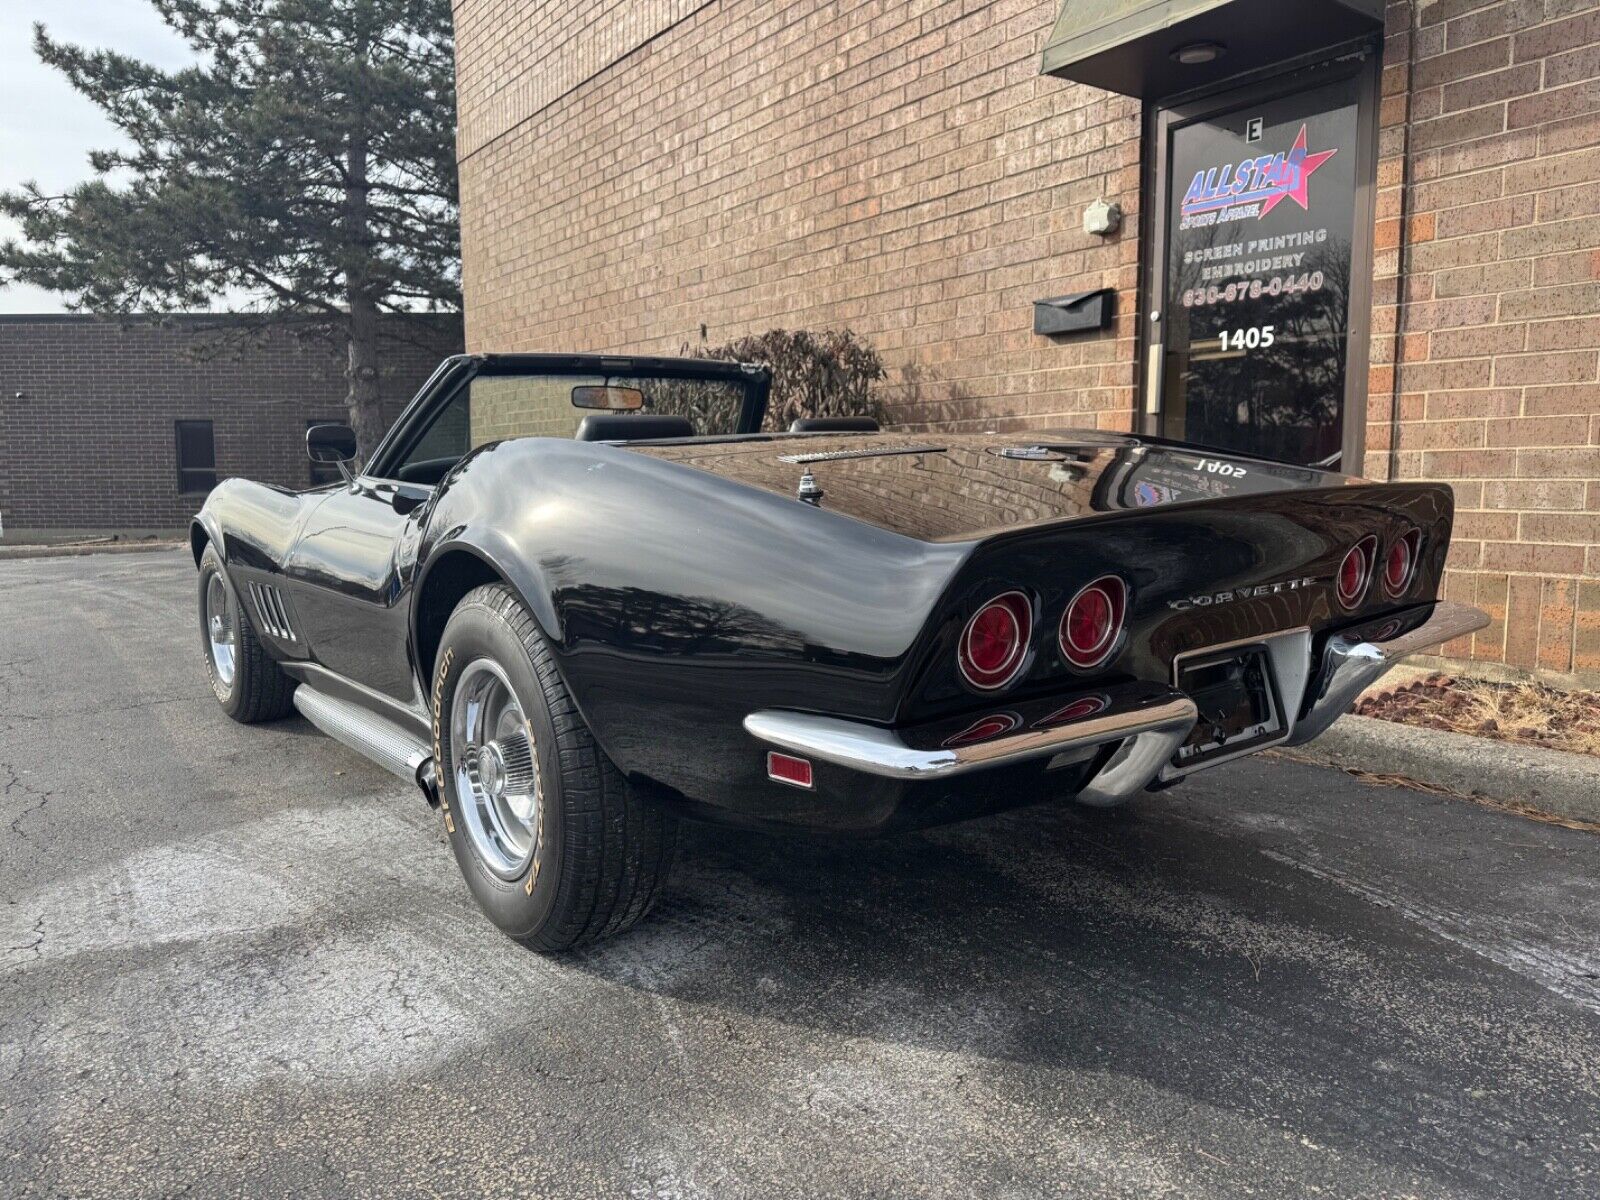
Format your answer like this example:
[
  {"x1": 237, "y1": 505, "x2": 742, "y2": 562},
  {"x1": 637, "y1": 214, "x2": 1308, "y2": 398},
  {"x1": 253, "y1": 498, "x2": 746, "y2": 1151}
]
[{"x1": 193, "y1": 352, "x2": 1487, "y2": 949}]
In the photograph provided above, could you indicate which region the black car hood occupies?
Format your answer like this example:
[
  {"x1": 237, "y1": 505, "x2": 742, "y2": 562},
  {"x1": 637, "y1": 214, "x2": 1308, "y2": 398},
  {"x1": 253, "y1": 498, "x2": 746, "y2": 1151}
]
[{"x1": 630, "y1": 431, "x2": 1361, "y2": 542}]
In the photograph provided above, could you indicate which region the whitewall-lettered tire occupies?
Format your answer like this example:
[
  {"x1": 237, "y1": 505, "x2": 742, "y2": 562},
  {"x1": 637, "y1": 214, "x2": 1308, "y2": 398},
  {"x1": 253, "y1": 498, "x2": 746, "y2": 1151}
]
[{"x1": 432, "y1": 582, "x2": 676, "y2": 951}]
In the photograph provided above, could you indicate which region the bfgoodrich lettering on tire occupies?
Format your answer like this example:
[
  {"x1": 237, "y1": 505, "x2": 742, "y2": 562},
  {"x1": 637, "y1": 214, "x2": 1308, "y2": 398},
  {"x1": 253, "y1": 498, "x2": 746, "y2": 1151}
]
[{"x1": 433, "y1": 582, "x2": 676, "y2": 951}]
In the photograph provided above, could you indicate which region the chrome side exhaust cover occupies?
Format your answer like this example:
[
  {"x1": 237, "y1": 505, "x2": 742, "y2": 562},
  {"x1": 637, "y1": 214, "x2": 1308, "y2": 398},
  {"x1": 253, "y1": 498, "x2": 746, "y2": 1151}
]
[{"x1": 293, "y1": 686, "x2": 430, "y2": 782}]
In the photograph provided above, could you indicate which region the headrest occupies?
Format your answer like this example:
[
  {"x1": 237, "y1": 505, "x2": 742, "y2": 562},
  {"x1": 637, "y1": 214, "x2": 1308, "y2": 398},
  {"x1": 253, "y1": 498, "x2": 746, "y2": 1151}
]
[
  {"x1": 789, "y1": 417, "x2": 881, "y2": 433},
  {"x1": 575, "y1": 414, "x2": 695, "y2": 442}
]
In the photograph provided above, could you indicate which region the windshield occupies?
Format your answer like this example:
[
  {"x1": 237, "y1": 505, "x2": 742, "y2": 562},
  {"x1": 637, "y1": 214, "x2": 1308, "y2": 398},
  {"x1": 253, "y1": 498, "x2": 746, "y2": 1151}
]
[
  {"x1": 468, "y1": 371, "x2": 753, "y2": 444},
  {"x1": 379, "y1": 365, "x2": 764, "y2": 486}
]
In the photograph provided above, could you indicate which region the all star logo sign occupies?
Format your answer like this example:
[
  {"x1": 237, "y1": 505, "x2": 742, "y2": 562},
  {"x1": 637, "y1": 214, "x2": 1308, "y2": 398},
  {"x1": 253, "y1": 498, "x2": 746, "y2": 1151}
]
[{"x1": 1180, "y1": 124, "x2": 1338, "y2": 227}]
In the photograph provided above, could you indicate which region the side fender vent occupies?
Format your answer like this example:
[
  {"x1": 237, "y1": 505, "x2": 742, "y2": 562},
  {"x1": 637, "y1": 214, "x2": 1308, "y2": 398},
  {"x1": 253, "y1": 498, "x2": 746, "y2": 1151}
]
[{"x1": 248, "y1": 582, "x2": 298, "y2": 642}]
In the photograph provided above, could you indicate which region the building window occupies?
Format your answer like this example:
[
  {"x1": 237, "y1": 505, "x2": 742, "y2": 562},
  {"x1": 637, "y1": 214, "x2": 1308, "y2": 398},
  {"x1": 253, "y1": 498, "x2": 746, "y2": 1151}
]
[
  {"x1": 307, "y1": 419, "x2": 346, "y2": 486},
  {"x1": 175, "y1": 420, "x2": 217, "y2": 493}
]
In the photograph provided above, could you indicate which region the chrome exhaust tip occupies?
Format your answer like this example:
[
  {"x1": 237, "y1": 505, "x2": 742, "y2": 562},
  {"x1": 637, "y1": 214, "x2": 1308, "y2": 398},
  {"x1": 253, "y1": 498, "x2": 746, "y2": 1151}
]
[{"x1": 416, "y1": 757, "x2": 442, "y2": 809}]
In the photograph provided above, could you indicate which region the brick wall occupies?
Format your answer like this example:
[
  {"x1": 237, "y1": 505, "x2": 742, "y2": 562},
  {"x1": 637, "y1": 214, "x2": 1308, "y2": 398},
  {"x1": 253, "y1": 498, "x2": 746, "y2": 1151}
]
[
  {"x1": 454, "y1": 0, "x2": 1600, "y2": 682},
  {"x1": 456, "y1": 0, "x2": 1142, "y2": 434},
  {"x1": 470, "y1": 375, "x2": 589, "y2": 442},
  {"x1": 454, "y1": 0, "x2": 715, "y2": 162},
  {"x1": 0, "y1": 316, "x2": 461, "y2": 533},
  {"x1": 1369, "y1": 0, "x2": 1600, "y2": 678}
]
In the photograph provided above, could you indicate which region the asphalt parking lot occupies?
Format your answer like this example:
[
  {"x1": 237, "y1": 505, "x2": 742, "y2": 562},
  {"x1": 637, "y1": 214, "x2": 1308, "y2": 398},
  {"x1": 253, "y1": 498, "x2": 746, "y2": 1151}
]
[{"x1": 3, "y1": 549, "x2": 1599, "y2": 1199}]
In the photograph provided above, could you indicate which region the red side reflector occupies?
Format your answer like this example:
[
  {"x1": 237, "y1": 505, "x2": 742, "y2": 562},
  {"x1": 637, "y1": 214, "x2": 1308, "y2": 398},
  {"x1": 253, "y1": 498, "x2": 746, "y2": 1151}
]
[{"x1": 767, "y1": 751, "x2": 814, "y2": 789}]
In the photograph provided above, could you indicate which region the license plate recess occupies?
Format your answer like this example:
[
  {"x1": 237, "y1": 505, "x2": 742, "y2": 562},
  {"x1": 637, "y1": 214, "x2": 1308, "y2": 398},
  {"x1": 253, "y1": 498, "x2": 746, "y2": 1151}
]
[{"x1": 1171, "y1": 644, "x2": 1284, "y2": 769}]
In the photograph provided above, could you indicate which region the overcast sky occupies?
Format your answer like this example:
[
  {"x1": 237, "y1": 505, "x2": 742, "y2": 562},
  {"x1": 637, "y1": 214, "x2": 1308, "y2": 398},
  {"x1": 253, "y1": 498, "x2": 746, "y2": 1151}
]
[{"x1": 0, "y1": 3, "x2": 196, "y2": 313}]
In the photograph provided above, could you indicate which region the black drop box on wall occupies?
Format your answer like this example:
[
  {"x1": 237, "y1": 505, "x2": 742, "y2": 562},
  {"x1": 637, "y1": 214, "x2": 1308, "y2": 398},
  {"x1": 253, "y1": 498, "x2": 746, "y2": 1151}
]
[{"x1": 1033, "y1": 289, "x2": 1115, "y2": 336}]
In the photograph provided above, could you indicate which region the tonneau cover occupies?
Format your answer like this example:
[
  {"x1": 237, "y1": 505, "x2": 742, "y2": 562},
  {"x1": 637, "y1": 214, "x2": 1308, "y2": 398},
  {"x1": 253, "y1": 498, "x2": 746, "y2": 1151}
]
[{"x1": 629, "y1": 431, "x2": 1359, "y2": 543}]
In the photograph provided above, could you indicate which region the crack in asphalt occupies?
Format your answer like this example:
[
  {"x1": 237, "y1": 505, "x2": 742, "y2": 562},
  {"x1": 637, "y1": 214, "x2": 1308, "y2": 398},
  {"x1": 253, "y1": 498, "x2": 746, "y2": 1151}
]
[
  {"x1": 2, "y1": 761, "x2": 54, "y2": 841},
  {"x1": 3, "y1": 914, "x2": 46, "y2": 961},
  {"x1": 0, "y1": 1009, "x2": 46, "y2": 1088},
  {"x1": 1258, "y1": 846, "x2": 1600, "y2": 1015},
  {"x1": 1, "y1": 693, "x2": 205, "y2": 732}
]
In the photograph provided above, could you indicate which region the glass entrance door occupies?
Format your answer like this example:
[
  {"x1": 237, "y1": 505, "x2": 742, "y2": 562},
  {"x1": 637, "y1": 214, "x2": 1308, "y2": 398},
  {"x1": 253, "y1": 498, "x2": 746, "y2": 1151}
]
[{"x1": 1149, "y1": 65, "x2": 1374, "y2": 470}]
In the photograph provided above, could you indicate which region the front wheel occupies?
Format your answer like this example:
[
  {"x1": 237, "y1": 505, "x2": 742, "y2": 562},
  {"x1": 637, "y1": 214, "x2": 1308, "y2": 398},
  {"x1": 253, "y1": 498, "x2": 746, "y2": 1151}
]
[
  {"x1": 433, "y1": 583, "x2": 676, "y2": 951},
  {"x1": 197, "y1": 544, "x2": 295, "y2": 723}
]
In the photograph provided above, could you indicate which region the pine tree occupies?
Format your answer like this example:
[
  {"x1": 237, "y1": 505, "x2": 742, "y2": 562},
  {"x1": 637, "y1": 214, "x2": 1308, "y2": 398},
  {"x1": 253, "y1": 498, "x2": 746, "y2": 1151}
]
[{"x1": 0, "y1": 0, "x2": 459, "y2": 455}]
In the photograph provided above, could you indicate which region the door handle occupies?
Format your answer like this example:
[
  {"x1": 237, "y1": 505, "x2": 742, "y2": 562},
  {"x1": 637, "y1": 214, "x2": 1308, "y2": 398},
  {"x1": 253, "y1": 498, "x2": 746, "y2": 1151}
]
[
  {"x1": 366, "y1": 481, "x2": 431, "y2": 515},
  {"x1": 386, "y1": 483, "x2": 431, "y2": 516}
]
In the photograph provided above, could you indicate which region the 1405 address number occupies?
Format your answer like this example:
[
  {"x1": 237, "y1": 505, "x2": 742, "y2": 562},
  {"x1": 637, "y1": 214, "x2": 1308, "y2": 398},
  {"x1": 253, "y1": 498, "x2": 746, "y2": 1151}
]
[{"x1": 1218, "y1": 325, "x2": 1276, "y2": 352}]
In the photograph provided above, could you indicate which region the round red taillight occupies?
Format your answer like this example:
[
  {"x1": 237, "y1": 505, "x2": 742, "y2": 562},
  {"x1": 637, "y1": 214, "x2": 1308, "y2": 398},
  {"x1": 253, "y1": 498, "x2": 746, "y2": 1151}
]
[
  {"x1": 1336, "y1": 537, "x2": 1377, "y2": 609},
  {"x1": 957, "y1": 591, "x2": 1032, "y2": 691},
  {"x1": 1059, "y1": 576, "x2": 1127, "y2": 670},
  {"x1": 1383, "y1": 531, "x2": 1421, "y2": 597}
]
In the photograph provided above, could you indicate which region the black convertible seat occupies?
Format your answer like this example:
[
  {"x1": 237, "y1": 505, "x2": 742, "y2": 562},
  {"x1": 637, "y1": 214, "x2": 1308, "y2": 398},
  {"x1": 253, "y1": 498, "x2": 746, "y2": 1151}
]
[
  {"x1": 575, "y1": 414, "x2": 695, "y2": 442},
  {"x1": 789, "y1": 417, "x2": 880, "y2": 432}
]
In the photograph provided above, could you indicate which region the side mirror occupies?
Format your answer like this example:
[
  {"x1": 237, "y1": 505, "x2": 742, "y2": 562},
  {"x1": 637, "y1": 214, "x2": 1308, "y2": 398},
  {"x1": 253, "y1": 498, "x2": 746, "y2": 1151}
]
[
  {"x1": 572, "y1": 385, "x2": 645, "y2": 412},
  {"x1": 307, "y1": 423, "x2": 358, "y2": 463}
]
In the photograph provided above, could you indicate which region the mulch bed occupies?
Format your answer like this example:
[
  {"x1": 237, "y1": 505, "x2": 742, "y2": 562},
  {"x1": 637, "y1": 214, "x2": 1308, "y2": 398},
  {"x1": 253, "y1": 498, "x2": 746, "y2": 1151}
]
[{"x1": 1355, "y1": 674, "x2": 1600, "y2": 760}]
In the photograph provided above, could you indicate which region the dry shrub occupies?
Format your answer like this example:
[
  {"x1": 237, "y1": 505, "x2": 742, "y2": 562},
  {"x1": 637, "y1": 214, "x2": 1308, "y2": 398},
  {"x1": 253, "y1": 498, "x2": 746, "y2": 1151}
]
[
  {"x1": 1356, "y1": 675, "x2": 1600, "y2": 758},
  {"x1": 686, "y1": 328, "x2": 888, "y2": 431}
]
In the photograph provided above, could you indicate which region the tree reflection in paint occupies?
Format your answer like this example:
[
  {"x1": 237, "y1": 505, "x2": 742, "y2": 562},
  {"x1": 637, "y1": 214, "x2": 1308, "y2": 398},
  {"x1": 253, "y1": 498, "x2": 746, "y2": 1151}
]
[
  {"x1": 556, "y1": 582, "x2": 808, "y2": 657},
  {"x1": 1168, "y1": 238, "x2": 1351, "y2": 468}
]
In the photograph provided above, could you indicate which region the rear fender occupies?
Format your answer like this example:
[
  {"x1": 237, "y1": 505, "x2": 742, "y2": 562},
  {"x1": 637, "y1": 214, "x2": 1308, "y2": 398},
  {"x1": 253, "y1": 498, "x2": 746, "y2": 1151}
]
[
  {"x1": 412, "y1": 532, "x2": 562, "y2": 676},
  {"x1": 410, "y1": 527, "x2": 650, "y2": 779},
  {"x1": 410, "y1": 437, "x2": 971, "y2": 798}
]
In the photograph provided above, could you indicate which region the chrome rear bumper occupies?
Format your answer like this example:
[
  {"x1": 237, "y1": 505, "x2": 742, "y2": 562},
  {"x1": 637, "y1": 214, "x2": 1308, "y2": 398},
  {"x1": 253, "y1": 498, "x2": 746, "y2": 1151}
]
[
  {"x1": 744, "y1": 687, "x2": 1198, "y2": 802},
  {"x1": 1286, "y1": 599, "x2": 1488, "y2": 745},
  {"x1": 744, "y1": 600, "x2": 1488, "y2": 806}
]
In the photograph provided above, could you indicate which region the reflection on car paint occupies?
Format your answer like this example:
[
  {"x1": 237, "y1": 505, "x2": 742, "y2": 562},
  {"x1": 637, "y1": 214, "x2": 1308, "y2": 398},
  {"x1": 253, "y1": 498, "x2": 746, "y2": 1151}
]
[
  {"x1": 1032, "y1": 694, "x2": 1110, "y2": 729},
  {"x1": 942, "y1": 712, "x2": 1023, "y2": 748}
]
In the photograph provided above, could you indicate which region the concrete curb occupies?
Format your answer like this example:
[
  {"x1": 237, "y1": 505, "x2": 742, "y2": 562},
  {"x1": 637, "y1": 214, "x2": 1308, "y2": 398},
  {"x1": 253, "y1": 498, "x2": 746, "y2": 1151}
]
[
  {"x1": 0, "y1": 541, "x2": 185, "y2": 561},
  {"x1": 1289, "y1": 713, "x2": 1600, "y2": 827}
]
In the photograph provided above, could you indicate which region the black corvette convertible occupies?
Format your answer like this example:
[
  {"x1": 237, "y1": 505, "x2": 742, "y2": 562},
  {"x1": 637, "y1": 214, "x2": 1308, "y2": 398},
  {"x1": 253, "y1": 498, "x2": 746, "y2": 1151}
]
[{"x1": 192, "y1": 353, "x2": 1487, "y2": 949}]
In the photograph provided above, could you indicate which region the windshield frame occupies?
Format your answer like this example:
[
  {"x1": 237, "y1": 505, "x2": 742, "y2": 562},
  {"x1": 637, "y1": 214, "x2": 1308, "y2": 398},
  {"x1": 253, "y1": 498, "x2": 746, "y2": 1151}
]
[{"x1": 364, "y1": 353, "x2": 771, "y2": 484}]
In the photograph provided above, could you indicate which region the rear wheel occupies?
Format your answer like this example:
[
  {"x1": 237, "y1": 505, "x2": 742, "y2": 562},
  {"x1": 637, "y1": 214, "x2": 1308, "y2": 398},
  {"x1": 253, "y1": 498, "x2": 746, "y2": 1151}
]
[
  {"x1": 197, "y1": 543, "x2": 295, "y2": 723},
  {"x1": 433, "y1": 583, "x2": 676, "y2": 951}
]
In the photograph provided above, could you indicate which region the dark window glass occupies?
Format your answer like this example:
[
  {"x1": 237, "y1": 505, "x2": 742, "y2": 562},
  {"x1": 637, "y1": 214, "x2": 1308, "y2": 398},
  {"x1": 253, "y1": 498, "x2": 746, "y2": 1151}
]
[
  {"x1": 307, "y1": 419, "x2": 346, "y2": 486},
  {"x1": 1160, "y1": 74, "x2": 1360, "y2": 469},
  {"x1": 387, "y1": 371, "x2": 752, "y2": 485},
  {"x1": 175, "y1": 420, "x2": 217, "y2": 494},
  {"x1": 388, "y1": 382, "x2": 471, "y2": 484}
]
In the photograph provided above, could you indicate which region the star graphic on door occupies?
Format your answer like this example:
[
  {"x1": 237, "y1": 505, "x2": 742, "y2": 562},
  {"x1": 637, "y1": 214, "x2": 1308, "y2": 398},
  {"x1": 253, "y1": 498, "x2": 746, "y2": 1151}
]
[{"x1": 1261, "y1": 124, "x2": 1338, "y2": 215}]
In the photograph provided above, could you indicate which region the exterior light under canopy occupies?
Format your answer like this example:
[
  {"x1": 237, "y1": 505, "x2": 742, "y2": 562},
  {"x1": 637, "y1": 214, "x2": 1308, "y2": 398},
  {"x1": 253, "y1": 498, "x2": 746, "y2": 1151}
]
[
  {"x1": 1171, "y1": 41, "x2": 1225, "y2": 64},
  {"x1": 1038, "y1": 0, "x2": 1383, "y2": 99}
]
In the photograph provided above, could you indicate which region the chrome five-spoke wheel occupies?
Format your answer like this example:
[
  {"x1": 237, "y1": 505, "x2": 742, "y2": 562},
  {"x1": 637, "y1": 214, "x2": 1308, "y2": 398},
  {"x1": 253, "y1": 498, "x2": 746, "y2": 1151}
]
[
  {"x1": 195, "y1": 545, "x2": 294, "y2": 723},
  {"x1": 434, "y1": 582, "x2": 675, "y2": 949},
  {"x1": 450, "y1": 657, "x2": 541, "y2": 879},
  {"x1": 204, "y1": 571, "x2": 237, "y2": 690}
]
